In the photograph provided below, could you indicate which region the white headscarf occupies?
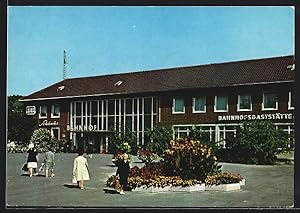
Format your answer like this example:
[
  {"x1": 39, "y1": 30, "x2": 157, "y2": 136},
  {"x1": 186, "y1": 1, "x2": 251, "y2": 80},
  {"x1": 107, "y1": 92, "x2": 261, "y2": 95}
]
[{"x1": 28, "y1": 143, "x2": 34, "y2": 149}]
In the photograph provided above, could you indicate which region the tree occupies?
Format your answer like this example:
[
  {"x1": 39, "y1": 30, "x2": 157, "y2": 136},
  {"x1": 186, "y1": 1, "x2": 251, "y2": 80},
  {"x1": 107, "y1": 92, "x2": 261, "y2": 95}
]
[
  {"x1": 30, "y1": 128, "x2": 57, "y2": 152},
  {"x1": 145, "y1": 126, "x2": 173, "y2": 156},
  {"x1": 220, "y1": 121, "x2": 291, "y2": 164},
  {"x1": 108, "y1": 128, "x2": 137, "y2": 154},
  {"x1": 8, "y1": 95, "x2": 36, "y2": 143}
]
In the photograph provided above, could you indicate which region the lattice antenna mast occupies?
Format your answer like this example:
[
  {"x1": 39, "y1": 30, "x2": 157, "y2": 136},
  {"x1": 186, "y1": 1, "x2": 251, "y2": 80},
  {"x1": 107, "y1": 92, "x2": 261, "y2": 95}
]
[{"x1": 63, "y1": 49, "x2": 67, "y2": 80}]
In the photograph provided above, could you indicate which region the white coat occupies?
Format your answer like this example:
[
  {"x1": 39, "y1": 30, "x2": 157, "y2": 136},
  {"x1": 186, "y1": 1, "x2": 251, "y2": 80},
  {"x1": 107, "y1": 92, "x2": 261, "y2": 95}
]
[{"x1": 73, "y1": 155, "x2": 90, "y2": 181}]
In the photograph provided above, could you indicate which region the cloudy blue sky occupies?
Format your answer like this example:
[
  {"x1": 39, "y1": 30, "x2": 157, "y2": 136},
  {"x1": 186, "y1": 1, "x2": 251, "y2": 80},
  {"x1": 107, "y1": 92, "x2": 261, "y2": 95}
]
[{"x1": 7, "y1": 6, "x2": 295, "y2": 96}]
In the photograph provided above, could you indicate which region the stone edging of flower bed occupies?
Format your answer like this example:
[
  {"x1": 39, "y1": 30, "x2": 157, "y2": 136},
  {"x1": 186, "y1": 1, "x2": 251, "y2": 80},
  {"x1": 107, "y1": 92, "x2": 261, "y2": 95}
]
[{"x1": 131, "y1": 179, "x2": 245, "y2": 193}]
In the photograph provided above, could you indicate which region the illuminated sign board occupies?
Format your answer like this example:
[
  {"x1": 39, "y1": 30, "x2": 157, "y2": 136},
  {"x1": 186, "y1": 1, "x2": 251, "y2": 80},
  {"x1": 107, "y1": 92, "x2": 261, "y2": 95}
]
[{"x1": 26, "y1": 106, "x2": 36, "y2": 115}]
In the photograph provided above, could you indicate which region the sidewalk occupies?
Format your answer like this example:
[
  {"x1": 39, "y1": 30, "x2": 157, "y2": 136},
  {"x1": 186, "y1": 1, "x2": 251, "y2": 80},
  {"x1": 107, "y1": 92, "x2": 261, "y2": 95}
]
[{"x1": 6, "y1": 153, "x2": 294, "y2": 208}]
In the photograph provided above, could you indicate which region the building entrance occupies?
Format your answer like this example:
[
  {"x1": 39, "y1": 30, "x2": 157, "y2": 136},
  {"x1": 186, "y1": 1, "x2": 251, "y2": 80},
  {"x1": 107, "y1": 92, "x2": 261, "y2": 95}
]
[{"x1": 74, "y1": 132, "x2": 108, "y2": 153}]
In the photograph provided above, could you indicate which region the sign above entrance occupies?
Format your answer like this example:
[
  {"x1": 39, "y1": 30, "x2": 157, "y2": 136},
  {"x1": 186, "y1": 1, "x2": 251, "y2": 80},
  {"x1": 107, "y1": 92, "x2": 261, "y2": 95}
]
[
  {"x1": 218, "y1": 113, "x2": 293, "y2": 121},
  {"x1": 39, "y1": 120, "x2": 59, "y2": 127},
  {"x1": 67, "y1": 124, "x2": 97, "y2": 132}
]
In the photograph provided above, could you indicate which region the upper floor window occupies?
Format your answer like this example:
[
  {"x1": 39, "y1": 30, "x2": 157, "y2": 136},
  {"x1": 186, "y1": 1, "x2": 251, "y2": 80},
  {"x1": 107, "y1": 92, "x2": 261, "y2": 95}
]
[
  {"x1": 237, "y1": 95, "x2": 252, "y2": 111},
  {"x1": 214, "y1": 96, "x2": 228, "y2": 112},
  {"x1": 288, "y1": 91, "x2": 295, "y2": 110},
  {"x1": 172, "y1": 98, "x2": 185, "y2": 114},
  {"x1": 262, "y1": 92, "x2": 278, "y2": 111},
  {"x1": 39, "y1": 105, "x2": 47, "y2": 118},
  {"x1": 51, "y1": 104, "x2": 60, "y2": 118},
  {"x1": 192, "y1": 96, "x2": 206, "y2": 113}
]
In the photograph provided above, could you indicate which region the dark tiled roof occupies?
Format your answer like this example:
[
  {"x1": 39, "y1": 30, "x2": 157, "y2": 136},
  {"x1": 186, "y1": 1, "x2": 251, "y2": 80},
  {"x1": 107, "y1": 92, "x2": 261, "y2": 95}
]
[{"x1": 21, "y1": 55, "x2": 294, "y2": 101}]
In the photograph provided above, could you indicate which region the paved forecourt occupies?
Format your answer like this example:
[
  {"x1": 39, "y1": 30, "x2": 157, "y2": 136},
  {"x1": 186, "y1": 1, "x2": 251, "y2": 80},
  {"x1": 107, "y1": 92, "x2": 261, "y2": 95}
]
[{"x1": 6, "y1": 153, "x2": 294, "y2": 208}]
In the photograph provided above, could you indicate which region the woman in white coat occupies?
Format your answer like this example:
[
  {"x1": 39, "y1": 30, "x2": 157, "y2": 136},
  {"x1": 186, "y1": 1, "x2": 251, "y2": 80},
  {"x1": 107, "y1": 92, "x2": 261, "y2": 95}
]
[{"x1": 72, "y1": 149, "x2": 90, "y2": 190}]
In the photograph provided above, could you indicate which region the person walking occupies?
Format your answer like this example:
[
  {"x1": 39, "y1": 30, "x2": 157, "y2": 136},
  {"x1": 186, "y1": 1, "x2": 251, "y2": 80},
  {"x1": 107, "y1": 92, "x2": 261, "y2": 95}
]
[
  {"x1": 27, "y1": 143, "x2": 38, "y2": 177},
  {"x1": 44, "y1": 147, "x2": 55, "y2": 178},
  {"x1": 72, "y1": 149, "x2": 90, "y2": 190},
  {"x1": 87, "y1": 142, "x2": 93, "y2": 158},
  {"x1": 116, "y1": 153, "x2": 130, "y2": 195}
]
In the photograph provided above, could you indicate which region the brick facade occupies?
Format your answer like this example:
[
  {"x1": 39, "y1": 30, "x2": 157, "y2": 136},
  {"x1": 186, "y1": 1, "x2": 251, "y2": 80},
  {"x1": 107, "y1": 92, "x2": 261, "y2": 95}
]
[{"x1": 159, "y1": 82, "x2": 294, "y2": 126}]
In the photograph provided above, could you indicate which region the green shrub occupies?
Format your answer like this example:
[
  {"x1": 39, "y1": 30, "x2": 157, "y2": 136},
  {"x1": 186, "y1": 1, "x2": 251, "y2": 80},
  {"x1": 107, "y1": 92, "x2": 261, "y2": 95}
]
[
  {"x1": 220, "y1": 121, "x2": 291, "y2": 164},
  {"x1": 108, "y1": 128, "x2": 136, "y2": 154},
  {"x1": 145, "y1": 126, "x2": 173, "y2": 156},
  {"x1": 163, "y1": 139, "x2": 221, "y2": 181},
  {"x1": 188, "y1": 128, "x2": 219, "y2": 151}
]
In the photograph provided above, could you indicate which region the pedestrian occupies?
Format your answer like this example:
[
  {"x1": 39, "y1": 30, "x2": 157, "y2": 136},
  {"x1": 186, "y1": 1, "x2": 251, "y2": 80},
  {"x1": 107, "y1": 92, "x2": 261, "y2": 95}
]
[
  {"x1": 44, "y1": 147, "x2": 55, "y2": 178},
  {"x1": 27, "y1": 143, "x2": 38, "y2": 177},
  {"x1": 87, "y1": 142, "x2": 93, "y2": 158},
  {"x1": 116, "y1": 153, "x2": 130, "y2": 195},
  {"x1": 72, "y1": 149, "x2": 90, "y2": 190}
]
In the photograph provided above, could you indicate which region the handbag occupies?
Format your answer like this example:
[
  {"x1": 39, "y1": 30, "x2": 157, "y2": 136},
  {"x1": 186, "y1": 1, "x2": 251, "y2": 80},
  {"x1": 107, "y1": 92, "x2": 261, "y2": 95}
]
[
  {"x1": 38, "y1": 163, "x2": 45, "y2": 173},
  {"x1": 72, "y1": 176, "x2": 77, "y2": 184},
  {"x1": 22, "y1": 163, "x2": 28, "y2": 171}
]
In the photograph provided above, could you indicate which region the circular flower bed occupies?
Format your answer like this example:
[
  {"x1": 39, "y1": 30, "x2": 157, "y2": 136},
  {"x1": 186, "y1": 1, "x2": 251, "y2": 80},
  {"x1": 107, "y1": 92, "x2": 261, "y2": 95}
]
[{"x1": 106, "y1": 138, "x2": 243, "y2": 191}]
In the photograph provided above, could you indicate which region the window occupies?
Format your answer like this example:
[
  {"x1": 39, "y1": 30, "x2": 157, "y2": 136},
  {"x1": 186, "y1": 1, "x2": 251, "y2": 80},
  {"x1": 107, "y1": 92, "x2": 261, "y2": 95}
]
[
  {"x1": 214, "y1": 96, "x2": 228, "y2": 112},
  {"x1": 288, "y1": 91, "x2": 295, "y2": 110},
  {"x1": 172, "y1": 98, "x2": 185, "y2": 114},
  {"x1": 193, "y1": 97, "x2": 206, "y2": 113},
  {"x1": 51, "y1": 127, "x2": 60, "y2": 140},
  {"x1": 238, "y1": 95, "x2": 252, "y2": 111},
  {"x1": 262, "y1": 92, "x2": 278, "y2": 110},
  {"x1": 39, "y1": 105, "x2": 47, "y2": 118},
  {"x1": 51, "y1": 105, "x2": 60, "y2": 118}
]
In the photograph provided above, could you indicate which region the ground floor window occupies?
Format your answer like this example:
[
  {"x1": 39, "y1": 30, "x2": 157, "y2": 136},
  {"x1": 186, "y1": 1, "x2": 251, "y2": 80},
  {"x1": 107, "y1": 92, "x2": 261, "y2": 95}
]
[
  {"x1": 51, "y1": 127, "x2": 60, "y2": 140},
  {"x1": 173, "y1": 123, "x2": 294, "y2": 149},
  {"x1": 275, "y1": 123, "x2": 294, "y2": 149},
  {"x1": 69, "y1": 96, "x2": 157, "y2": 149}
]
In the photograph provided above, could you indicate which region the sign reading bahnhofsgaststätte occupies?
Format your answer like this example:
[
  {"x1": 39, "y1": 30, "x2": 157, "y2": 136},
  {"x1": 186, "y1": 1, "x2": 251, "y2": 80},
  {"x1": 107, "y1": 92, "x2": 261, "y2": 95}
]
[{"x1": 218, "y1": 113, "x2": 293, "y2": 121}]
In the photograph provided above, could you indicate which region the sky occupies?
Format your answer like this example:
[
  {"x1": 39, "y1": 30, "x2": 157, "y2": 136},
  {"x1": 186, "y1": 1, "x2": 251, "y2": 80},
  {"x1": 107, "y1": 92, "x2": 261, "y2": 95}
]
[{"x1": 7, "y1": 6, "x2": 295, "y2": 96}]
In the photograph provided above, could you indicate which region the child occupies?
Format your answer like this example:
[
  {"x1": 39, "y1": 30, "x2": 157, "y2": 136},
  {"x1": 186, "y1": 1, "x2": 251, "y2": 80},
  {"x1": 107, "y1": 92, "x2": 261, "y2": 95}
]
[
  {"x1": 116, "y1": 153, "x2": 130, "y2": 195},
  {"x1": 44, "y1": 147, "x2": 55, "y2": 178}
]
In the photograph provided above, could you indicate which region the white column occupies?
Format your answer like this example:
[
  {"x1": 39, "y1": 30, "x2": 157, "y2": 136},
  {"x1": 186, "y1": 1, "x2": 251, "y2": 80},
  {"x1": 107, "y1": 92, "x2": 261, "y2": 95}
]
[
  {"x1": 105, "y1": 100, "x2": 108, "y2": 130},
  {"x1": 137, "y1": 98, "x2": 140, "y2": 146},
  {"x1": 142, "y1": 97, "x2": 145, "y2": 145},
  {"x1": 119, "y1": 99, "x2": 122, "y2": 131},
  {"x1": 97, "y1": 100, "x2": 99, "y2": 131},
  {"x1": 101, "y1": 100, "x2": 104, "y2": 130}
]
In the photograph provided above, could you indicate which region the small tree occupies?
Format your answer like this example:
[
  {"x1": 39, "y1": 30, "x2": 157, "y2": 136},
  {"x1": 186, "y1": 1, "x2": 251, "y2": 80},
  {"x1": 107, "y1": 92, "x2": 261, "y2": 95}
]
[
  {"x1": 222, "y1": 121, "x2": 291, "y2": 164},
  {"x1": 188, "y1": 128, "x2": 218, "y2": 151},
  {"x1": 145, "y1": 126, "x2": 173, "y2": 156},
  {"x1": 30, "y1": 128, "x2": 57, "y2": 152},
  {"x1": 108, "y1": 128, "x2": 137, "y2": 155}
]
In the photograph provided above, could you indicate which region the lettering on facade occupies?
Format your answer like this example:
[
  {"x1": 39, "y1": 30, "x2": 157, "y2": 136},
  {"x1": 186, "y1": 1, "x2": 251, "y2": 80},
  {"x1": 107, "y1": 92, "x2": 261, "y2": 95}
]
[
  {"x1": 39, "y1": 120, "x2": 59, "y2": 126},
  {"x1": 67, "y1": 124, "x2": 97, "y2": 132},
  {"x1": 26, "y1": 106, "x2": 36, "y2": 115},
  {"x1": 218, "y1": 113, "x2": 293, "y2": 121}
]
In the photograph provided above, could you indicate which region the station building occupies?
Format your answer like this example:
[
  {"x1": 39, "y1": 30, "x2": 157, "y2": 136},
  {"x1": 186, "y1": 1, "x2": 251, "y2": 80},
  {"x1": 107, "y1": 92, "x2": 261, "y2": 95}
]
[{"x1": 20, "y1": 55, "x2": 295, "y2": 153}]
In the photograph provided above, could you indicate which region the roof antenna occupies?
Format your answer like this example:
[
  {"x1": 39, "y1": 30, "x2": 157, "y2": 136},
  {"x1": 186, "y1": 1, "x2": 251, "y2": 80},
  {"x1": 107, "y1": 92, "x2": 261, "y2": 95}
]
[{"x1": 63, "y1": 49, "x2": 67, "y2": 80}]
